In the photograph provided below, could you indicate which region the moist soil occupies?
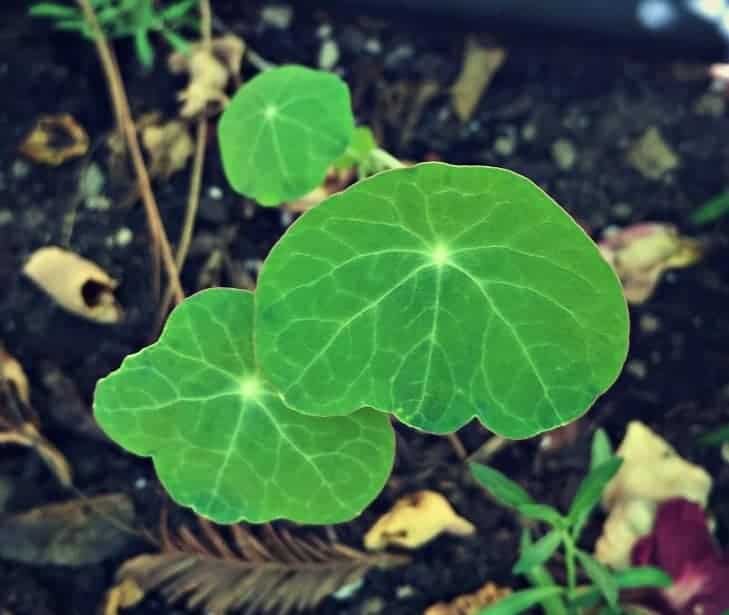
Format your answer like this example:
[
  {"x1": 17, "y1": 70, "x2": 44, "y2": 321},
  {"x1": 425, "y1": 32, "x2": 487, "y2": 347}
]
[{"x1": 2, "y1": 1, "x2": 729, "y2": 614}]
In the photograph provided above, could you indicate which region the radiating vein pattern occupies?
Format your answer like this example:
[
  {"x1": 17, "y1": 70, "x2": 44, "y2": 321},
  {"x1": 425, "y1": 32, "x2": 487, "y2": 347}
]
[
  {"x1": 93, "y1": 289, "x2": 394, "y2": 524},
  {"x1": 219, "y1": 65, "x2": 354, "y2": 206},
  {"x1": 255, "y1": 163, "x2": 629, "y2": 437}
]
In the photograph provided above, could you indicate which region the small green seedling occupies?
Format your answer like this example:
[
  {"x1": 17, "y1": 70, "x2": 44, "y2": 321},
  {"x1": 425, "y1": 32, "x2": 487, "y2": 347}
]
[
  {"x1": 472, "y1": 430, "x2": 672, "y2": 615},
  {"x1": 94, "y1": 65, "x2": 630, "y2": 525},
  {"x1": 29, "y1": 0, "x2": 197, "y2": 67}
]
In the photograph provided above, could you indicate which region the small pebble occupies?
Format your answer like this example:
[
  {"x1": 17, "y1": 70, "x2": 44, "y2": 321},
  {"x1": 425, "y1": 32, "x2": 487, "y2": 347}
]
[
  {"x1": 332, "y1": 578, "x2": 363, "y2": 600},
  {"x1": 364, "y1": 38, "x2": 382, "y2": 54},
  {"x1": 85, "y1": 195, "x2": 111, "y2": 211},
  {"x1": 261, "y1": 4, "x2": 292, "y2": 29},
  {"x1": 207, "y1": 185, "x2": 223, "y2": 200},
  {"x1": 0, "y1": 210, "x2": 13, "y2": 225},
  {"x1": 114, "y1": 227, "x2": 133, "y2": 247},
  {"x1": 384, "y1": 45, "x2": 414, "y2": 69},
  {"x1": 521, "y1": 122, "x2": 537, "y2": 141},
  {"x1": 396, "y1": 586, "x2": 415, "y2": 599},
  {"x1": 359, "y1": 597, "x2": 384, "y2": 615},
  {"x1": 625, "y1": 359, "x2": 647, "y2": 380},
  {"x1": 134, "y1": 477, "x2": 148, "y2": 489},
  {"x1": 493, "y1": 134, "x2": 516, "y2": 157},
  {"x1": 316, "y1": 23, "x2": 332, "y2": 39},
  {"x1": 639, "y1": 313, "x2": 660, "y2": 333},
  {"x1": 319, "y1": 39, "x2": 340, "y2": 70},
  {"x1": 80, "y1": 162, "x2": 105, "y2": 199},
  {"x1": 612, "y1": 202, "x2": 633, "y2": 219},
  {"x1": 552, "y1": 138, "x2": 577, "y2": 171},
  {"x1": 280, "y1": 209, "x2": 294, "y2": 227},
  {"x1": 626, "y1": 127, "x2": 679, "y2": 180},
  {"x1": 11, "y1": 159, "x2": 30, "y2": 179},
  {"x1": 694, "y1": 91, "x2": 725, "y2": 117}
]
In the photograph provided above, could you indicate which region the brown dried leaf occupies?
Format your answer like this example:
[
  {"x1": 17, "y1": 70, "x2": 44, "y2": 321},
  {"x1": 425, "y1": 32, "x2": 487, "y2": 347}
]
[
  {"x1": 168, "y1": 35, "x2": 245, "y2": 118},
  {"x1": 595, "y1": 421, "x2": 712, "y2": 569},
  {"x1": 141, "y1": 118, "x2": 194, "y2": 179},
  {"x1": 364, "y1": 490, "x2": 475, "y2": 551},
  {"x1": 19, "y1": 114, "x2": 89, "y2": 165},
  {"x1": 424, "y1": 581, "x2": 511, "y2": 615},
  {"x1": 0, "y1": 494, "x2": 134, "y2": 566},
  {"x1": 451, "y1": 37, "x2": 506, "y2": 122},
  {"x1": 23, "y1": 246, "x2": 123, "y2": 324},
  {"x1": 112, "y1": 518, "x2": 408, "y2": 615}
]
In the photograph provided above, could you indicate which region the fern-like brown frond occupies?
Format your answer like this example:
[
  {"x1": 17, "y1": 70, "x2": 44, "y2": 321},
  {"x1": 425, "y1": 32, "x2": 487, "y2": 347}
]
[{"x1": 114, "y1": 517, "x2": 409, "y2": 615}]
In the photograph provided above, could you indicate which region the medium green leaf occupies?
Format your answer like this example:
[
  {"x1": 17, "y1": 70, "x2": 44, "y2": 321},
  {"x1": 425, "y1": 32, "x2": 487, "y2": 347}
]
[
  {"x1": 219, "y1": 65, "x2": 354, "y2": 206},
  {"x1": 517, "y1": 503, "x2": 566, "y2": 528},
  {"x1": 29, "y1": 3, "x2": 78, "y2": 18},
  {"x1": 255, "y1": 162, "x2": 629, "y2": 436},
  {"x1": 333, "y1": 126, "x2": 377, "y2": 170},
  {"x1": 691, "y1": 190, "x2": 729, "y2": 226},
  {"x1": 513, "y1": 529, "x2": 562, "y2": 574},
  {"x1": 568, "y1": 457, "x2": 622, "y2": 534},
  {"x1": 576, "y1": 550, "x2": 619, "y2": 609},
  {"x1": 614, "y1": 566, "x2": 672, "y2": 589},
  {"x1": 93, "y1": 289, "x2": 395, "y2": 524},
  {"x1": 471, "y1": 463, "x2": 533, "y2": 508},
  {"x1": 590, "y1": 428, "x2": 613, "y2": 470},
  {"x1": 134, "y1": 30, "x2": 154, "y2": 68},
  {"x1": 477, "y1": 587, "x2": 565, "y2": 615}
]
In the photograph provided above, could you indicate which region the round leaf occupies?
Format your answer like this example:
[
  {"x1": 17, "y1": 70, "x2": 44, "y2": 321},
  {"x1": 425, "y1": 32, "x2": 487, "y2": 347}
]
[
  {"x1": 218, "y1": 65, "x2": 355, "y2": 206},
  {"x1": 94, "y1": 289, "x2": 394, "y2": 524},
  {"x1": 255, "y1": 163, "x2": 629, "y2": 437}
]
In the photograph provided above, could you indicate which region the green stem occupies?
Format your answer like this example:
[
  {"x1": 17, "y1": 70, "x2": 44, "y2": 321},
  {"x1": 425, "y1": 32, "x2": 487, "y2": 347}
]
[{"x1": 563, "y1": 532, "x2": 578, "y2": 613}]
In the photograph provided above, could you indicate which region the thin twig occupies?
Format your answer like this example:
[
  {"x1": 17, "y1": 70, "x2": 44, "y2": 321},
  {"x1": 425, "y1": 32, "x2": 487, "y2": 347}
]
[
  {"x1": 466, "y1": 435, "x2": 510, "y2": 464},
  {"x1": 75, "y1": 0, "x2": 184, "y2": 304},
  {"x1": 447, "y1": 433, "x2": 468, "y2": 460}
]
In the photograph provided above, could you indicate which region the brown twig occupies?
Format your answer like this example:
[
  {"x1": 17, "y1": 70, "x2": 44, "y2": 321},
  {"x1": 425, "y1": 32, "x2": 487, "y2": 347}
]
[{"x1": 75, "y1": 0, "x2": 184, "y2": 304}]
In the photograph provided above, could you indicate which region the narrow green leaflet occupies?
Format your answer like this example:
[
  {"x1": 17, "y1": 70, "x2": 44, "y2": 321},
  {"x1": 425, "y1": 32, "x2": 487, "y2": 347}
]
[
  {"x1": 219, "y1": 65, "x2": 355, "y2": 206},
  {"x1": 575, "y1": 550, "x2": 619, "y2": 610},
  {"x1": 93, "y1": 289, "x2": 394, "y2": 524},
  {"x1": 470, "y1": 463, "x2": 534, "y2": 508},
  {"x1": 568, "y1": 457, "x2": 622, "y2": 537},
  {"x1": 590, "y1": 428, "x2": 613, "y2": 470},
  {"x1": 512, "y1": 529, "x2": 563, "y2": 574},
  {"x1": 255, "y1": 162, "x2": 629, "y2": 437},
  {"x1": 517, "y1": 503, "x2": 566, "y2": 528},
  {"x1": 477, "y1": 587, "x2": 565, "y2": 615}
]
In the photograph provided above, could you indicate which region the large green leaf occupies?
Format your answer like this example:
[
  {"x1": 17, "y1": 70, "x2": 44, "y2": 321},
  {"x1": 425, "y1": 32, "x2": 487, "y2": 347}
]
[
  {"x1": 255, "y1": 163, "x2": 629, "y2": 437},
  {"x1": 219, "y1": 65, "x2": 354, "y2": 206},
  {"x1": 93, "y1": 289, "x2": 394, "y2": 524}
]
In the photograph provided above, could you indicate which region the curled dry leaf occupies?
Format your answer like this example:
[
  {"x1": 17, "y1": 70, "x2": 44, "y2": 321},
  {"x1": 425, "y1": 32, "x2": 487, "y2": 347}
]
[
  {"x1": 423, "y1": 581, "x2": 511, "y2": 615},
  {"x1": 0, "y1": 422, "x2": 72, "y2": 487},
  {"x1": 102, "y1": 578, "x2": 144, "y2": 615},
  {"x1": 141, "y1": 116, "x2": 194, "y2": 179},
  {"x1": 19, "y1": 113, "x2": 89, "y2": 165},
  {"x1": 364, "y1": 490, "x2": 475, "y2": 551},
  {"x1": 451, "y1": 37, "x2": 506, "y2": 122},
  {"x1": 595, "y1": 421, "x2": 712, "y2": 569},
  {"x1": 168, "y1": 35, "x2": 245, "y2": 118},
  {"x1": 108, "y1": 516, "x2": 408, "y2": 615},
  {"x1": 23, "y1": 247, "x2": 123, "y2": 324},
  {"x1": 0, "y1": 345, "x2": 29, "y2": 404},
  {"x1": 599, "y1": 223, "x2": 702, "y2": 304},
  {"x1": 285, "y1": 167, "x2": 355, "y2": 213},
  {"x1": 0, "y1": 494, "x2": 134, "y2": 566}
]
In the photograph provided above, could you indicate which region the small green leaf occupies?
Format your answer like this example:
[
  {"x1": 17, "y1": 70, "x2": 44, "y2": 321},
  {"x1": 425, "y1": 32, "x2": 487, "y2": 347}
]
[
  {"x1": 576, "y1": 550, "x2": 619, "y2": 610},
  {"x1": 134, "y1": 30, "x2": 155, "y2": 68},
  {"x1": 477, "y1": 587, "x2": 565, "y2": 615},
  {"x1": 333, "y1": 126, "x2": 377, "y2": 170},
  {"x1": 700, "y1": 424, "x2": 729, "y2": 446},
  {"x1": 255, "y1": 162, "x2": 629, "y2": 436},
  {"x1": 93, "y1": 289, "x2": 395, "y2": 524},
  {"x1": 159, "y1": 0, "x2": 197, "y2": 21},
  {"x1": 219, "y1": 65, "x2": 355, "y2": 206},
  {"x1": 614, "y1": 566, "x2": 672, "y2": 589},
  {"x1": 568, "y1": 457, "x2": 622, "y2": 535},
  {"x1": 470, "y1": 463, "x2": 533, "y2": 509},
  {"x1": 517, "y1": 503, "x2": 566, "y2": 528},
  {"x1": 513, "y1": 529, "x2": 563, "y2": 574},
  {"x1": 29, "y1": 2, "x2": 78, "y2": 18},
  {"x1": 590, "y1": 428, "x2": 613, "y2": 470},
  {"x1": 691, "y1": 190, "x2": 729, "y2": 226},
  {"x1": 519, "y1": 532, "x2": 569, "y2": 615},
  {"x1": 160, "y1": 28, "x2": 190, "y2": 54}
]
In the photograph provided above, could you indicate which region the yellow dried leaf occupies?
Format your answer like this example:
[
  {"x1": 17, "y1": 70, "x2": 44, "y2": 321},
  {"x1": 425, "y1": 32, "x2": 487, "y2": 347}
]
[
  {"x1": 424, "y1": 581, "x2": 511, "y2": 615},
  {"x1": 451, "y1": 37, "x2": 506, "y2": 122},
  {"x1": 364, "y1": 490, "x2": 475, "y2": 551},
  {"x1": 0, "y1": 422, "x2": 72, "y2": 487},
  {"x1": 0, "y1": 346, "x2": 29, "y2": 404},
  {"x1": 168, "y1": 35, "x2": 245, "y2": 118},
  {"x1": 103, "y1": 578, "x2": 144, "y2": 615},
  {"x1": 23, "y1": 247, "x2": 123, "y2": 324},
  {"x1": 141, "y1": 119, "x2": 194, "y2": 179},
  {"x1": 595, "y1": 421, "x2": 712, "y2": 569},
  {"x1": 19, "y1": 114, "x2": 89, "y2": 165}
]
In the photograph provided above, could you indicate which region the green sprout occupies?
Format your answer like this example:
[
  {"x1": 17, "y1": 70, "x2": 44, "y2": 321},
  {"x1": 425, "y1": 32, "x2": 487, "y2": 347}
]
[
  {"x1": 29, "y1": 0, "x2": 197, "y2": 68},
  {"x1": 472, "y1": 430, "x2": 672, "y2": 615},
  {"x1": 93, "y1": 65, "x2": 630, "y2": 525}
]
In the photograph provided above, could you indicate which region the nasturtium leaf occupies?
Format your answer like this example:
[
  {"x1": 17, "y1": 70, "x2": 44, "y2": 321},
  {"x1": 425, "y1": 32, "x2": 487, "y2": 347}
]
[
  {"x1": 93, "y1": 289, "x2": 394, "y2": 524},
  {"x1": 255, "y1": 162, "x2": 629, "y2": 438},
  {"x1": 332, "y1": 126, "x2": 377, "y2": 170},
  {"x1": 218, "y1": 65, "x2": 355, "y2": 206}
]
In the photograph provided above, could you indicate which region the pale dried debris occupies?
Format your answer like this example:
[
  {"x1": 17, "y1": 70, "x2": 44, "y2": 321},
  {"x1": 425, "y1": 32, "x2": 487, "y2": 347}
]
[
  {"x1": 23, "y1": 246, "x2": 123, "y2": 324},
  {"x1": 451, "y1": 37, "x2": 506, "y2": 122},
  {"x1": 424, "y1": 582, "x2": 511, "y2": 615},
  {"x1": 364, "y1": 490, "x2": 475, "y2": 551},
  {"x1": 19, "y1": 113, "x2": 89, "y2": 166},
  {"x1": 626, "y1": 127, "x2": 679, "y2": 179},
  {"x1": 599, "y1": 222, "x2": 702, "y2": 304},
  {"x1": 140, "y1": 115, "x2": 194, "y2": 179},
  {"x1": 595, "y1": 421, "x2": 712, "y2": 569},
  {"x1": 284, "y1": 167, "x2": 355, "y2": 213},
  {"x1": 0, "y1": 346, "x2": 29, "y2": 404},
  {"x1": 0, "y1": 422, "x2": 72, "y2": 487},
  {"x1": 168, "y1": 35, "x2": 245, "y2": 118}
]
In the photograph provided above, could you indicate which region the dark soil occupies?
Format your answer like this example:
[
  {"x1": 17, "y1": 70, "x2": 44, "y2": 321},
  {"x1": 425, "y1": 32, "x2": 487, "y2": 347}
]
[{"x1": 2, "y1": 1, "x2": 729, "y2": 614}]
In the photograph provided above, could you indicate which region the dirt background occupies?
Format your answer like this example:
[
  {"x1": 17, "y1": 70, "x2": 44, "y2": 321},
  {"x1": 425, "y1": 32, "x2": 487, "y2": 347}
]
[{"x1": 1, "y1": 0, "x2": 729, "y2": 613}]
